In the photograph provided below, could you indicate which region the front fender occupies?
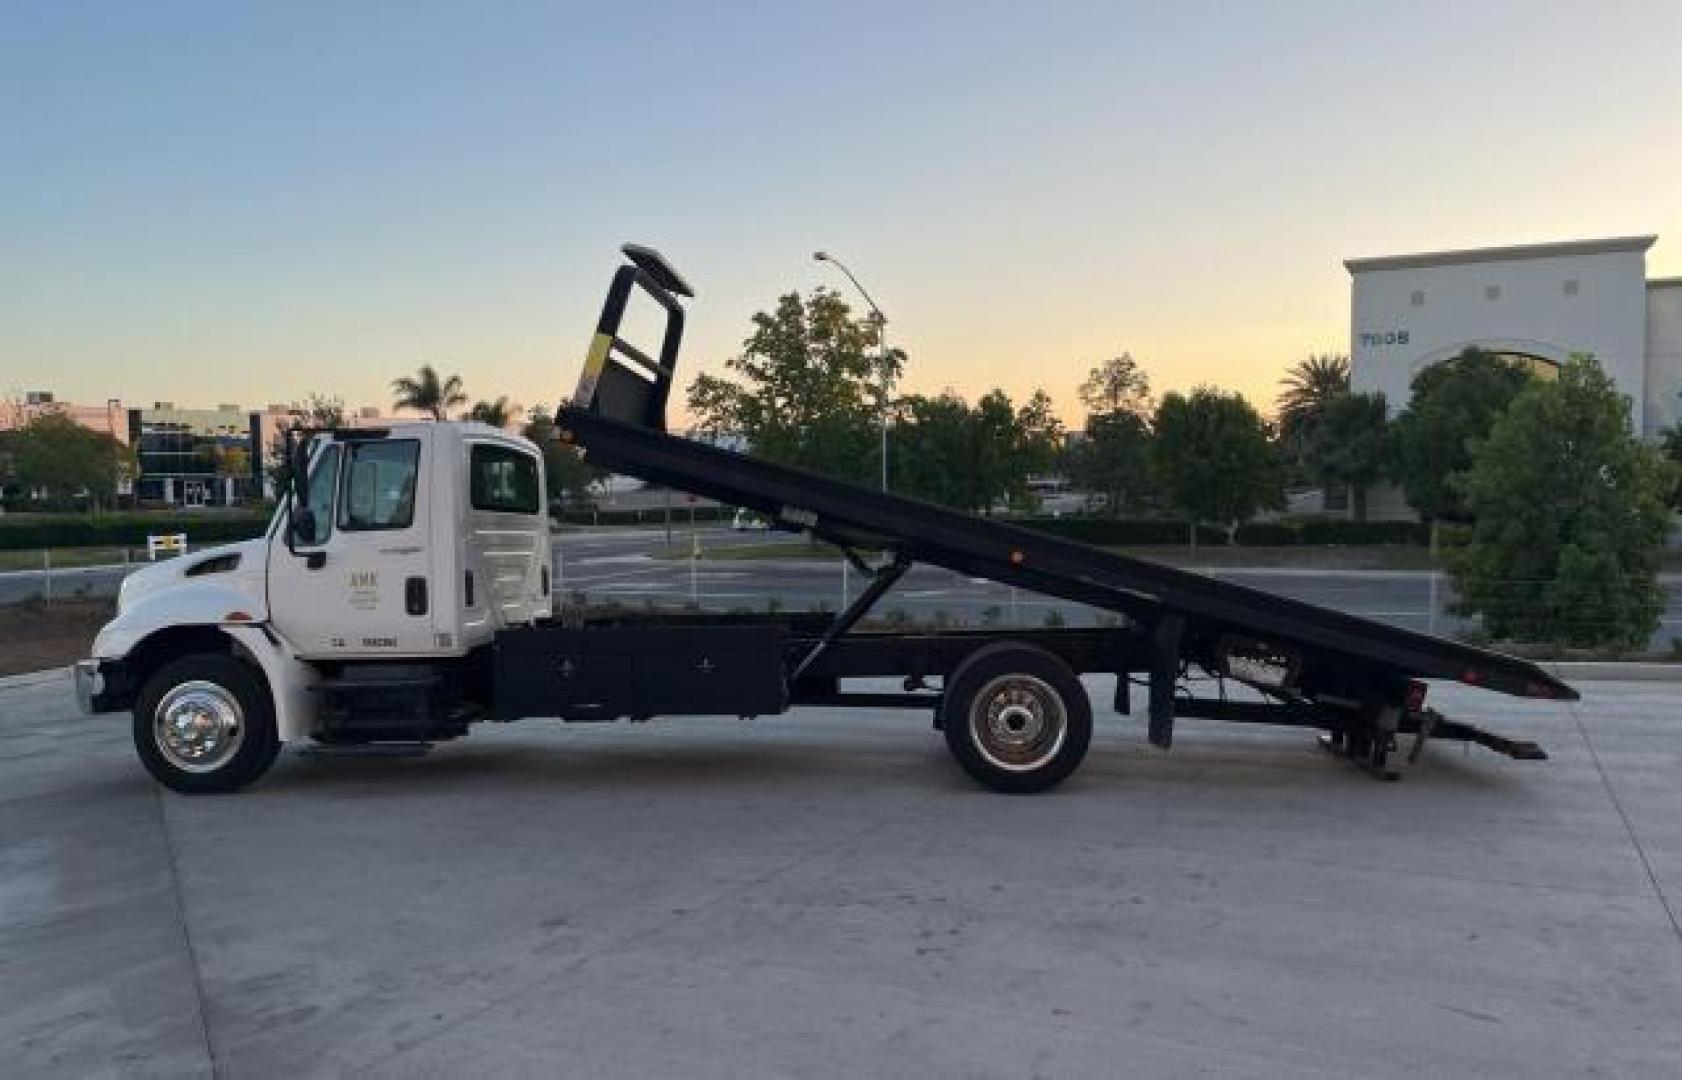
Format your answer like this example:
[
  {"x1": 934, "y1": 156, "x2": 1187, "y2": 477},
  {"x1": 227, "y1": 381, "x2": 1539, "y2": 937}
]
[
  {"x1": 87, "y1": 586, "x2": 322, "y2": 741},
  {"x1": 92, "y1": 581, "x2": 268, "y2": 660},
  {"x1": 224, "y1": 625, "x2": 319, "y2": 742}
]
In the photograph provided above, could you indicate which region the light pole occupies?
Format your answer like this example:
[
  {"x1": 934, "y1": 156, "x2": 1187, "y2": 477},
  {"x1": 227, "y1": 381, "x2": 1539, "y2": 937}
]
[{"x1": 813, "y1": 250, "x2": 891, "y2": 492}]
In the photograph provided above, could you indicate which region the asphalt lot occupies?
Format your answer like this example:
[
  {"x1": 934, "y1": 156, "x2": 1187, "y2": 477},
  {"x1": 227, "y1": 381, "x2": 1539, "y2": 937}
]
[{"x1": 4, "y1": 669, "x2": 1679, "y2": 1076}]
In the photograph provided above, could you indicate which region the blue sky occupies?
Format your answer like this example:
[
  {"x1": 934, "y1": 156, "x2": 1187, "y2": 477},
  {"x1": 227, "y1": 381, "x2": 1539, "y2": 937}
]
[{"x1": 3, "y1": 0, "x2": 1679, "y2": 422}]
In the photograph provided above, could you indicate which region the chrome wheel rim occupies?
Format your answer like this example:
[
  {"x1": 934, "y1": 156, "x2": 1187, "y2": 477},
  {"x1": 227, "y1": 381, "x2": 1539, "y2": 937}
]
[
  {"x1": 154, "y1": 680, "x2": 244, "y2": 773},
  {"x1": 968, "y1": 674, "x2": 1066, "y2": 772}
]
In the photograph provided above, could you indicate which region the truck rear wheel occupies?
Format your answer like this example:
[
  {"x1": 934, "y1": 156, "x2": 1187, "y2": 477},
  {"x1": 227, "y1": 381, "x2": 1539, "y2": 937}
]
[
  {"x1": 941, "y1": 643, "x2": 1091, "y2": 793},
  {"x1": 133, "y1": 653, "x2": 280, "y2": 794}
]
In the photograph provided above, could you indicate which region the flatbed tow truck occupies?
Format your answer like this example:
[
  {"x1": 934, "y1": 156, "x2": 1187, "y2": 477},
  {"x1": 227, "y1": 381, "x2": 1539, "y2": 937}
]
[{"x1": 76, "y1": 245, "x2": 1575, "y2": 794}]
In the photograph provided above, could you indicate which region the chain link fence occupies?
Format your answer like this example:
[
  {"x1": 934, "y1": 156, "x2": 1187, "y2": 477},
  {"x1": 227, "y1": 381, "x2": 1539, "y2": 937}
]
[{"x1": 0, "y1": 546, "x2": 168, "y2": 604}]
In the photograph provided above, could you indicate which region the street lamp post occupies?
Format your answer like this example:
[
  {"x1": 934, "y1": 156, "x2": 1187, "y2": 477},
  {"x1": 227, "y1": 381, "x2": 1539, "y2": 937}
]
[{"x1": 813, "y1": 251, "x2": 891, "y2": 492}]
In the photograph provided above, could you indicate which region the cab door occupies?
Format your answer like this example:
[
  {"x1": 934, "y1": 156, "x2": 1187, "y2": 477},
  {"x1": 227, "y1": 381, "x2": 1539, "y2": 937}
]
[{"x1": 268, "y1": 435, "x2": 437, "y2": 658}]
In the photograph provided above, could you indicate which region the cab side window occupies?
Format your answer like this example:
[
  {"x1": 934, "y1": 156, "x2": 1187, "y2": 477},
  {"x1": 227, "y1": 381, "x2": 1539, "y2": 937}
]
[
  {"x1": 469, "y1": 444, "x2": 540, "y2": 514},
  {"x1": 297, "y1": 444, "x2": 340, "y2": 546},
  {"x1": 341, "y1": 440, "x2": 421, "y2": 531}
]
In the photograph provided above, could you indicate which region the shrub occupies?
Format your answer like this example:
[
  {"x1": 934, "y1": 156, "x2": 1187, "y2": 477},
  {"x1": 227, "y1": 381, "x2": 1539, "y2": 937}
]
[
  {"x1": 0, "y1": 511, "x2": 272, "y2": 551},
  {"x1": 1230, "y1": 521, "x2": 1299, "y2": 546},
  {"x1": 1294, "y1": 519, "x2": 1427, "y2": 546}
]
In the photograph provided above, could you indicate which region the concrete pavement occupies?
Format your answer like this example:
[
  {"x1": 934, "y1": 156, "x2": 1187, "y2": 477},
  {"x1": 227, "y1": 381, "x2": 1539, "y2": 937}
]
[{"x1": 4, "y1": 669, "x2": 1680, "y2": 1076}]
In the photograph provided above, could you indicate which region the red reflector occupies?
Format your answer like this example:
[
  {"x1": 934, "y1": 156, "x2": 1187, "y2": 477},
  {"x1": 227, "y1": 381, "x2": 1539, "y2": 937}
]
[
  {"x1": 1009, "y1": 550, "x2": 1025, "y2": 565},
  {"x1": 224, "y1": 611, "x2": 253, "y2": 623},
  {"x1": 1461, "y1": 669, "x2": 1483, "y2": 686},
  {"x1": 1404, "y1": 680, "x2": 1428, "y2": 712}
]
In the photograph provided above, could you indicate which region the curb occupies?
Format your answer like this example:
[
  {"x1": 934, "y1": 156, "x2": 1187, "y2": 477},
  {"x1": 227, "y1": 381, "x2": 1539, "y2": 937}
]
[
  {"x1": 0, "y1": 563, "x2": 135, "y2": 580},
  {"x1": 1545, "y1": 661, "x2": 1682, "y2": 683},
  {"x1": 0, "y1": 667, "x2": 69, "y2": 692}
]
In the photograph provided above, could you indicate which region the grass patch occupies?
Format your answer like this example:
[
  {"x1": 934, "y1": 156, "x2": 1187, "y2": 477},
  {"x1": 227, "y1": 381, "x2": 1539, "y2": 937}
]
[
  {"x1": 1103, "y1": 545, "x2": 1444, "y2": 572},
  {"x1": 0, "y1": 547, "x2": 138, "y2": 572}
]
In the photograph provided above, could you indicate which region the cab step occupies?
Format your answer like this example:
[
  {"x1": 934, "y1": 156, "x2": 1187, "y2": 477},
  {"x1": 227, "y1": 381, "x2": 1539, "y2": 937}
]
[{"x1": 308, "y1": 667, "x2": 466, "y2": 743}]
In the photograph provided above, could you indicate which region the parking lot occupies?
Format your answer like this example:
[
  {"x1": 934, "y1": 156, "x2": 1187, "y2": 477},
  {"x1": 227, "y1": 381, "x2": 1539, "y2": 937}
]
[{"x1": 3, "y1": 669, "x2": 1680, "y2": 1077}]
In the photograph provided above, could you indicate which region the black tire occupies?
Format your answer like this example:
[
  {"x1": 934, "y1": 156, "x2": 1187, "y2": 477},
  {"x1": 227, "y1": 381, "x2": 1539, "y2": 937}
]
[
  {"x1": 941, "y1": 643, "x2": 1092, "y2": 794},
  {"x1": 132, "y1": 653, "x2": 281, "y2": 794}
]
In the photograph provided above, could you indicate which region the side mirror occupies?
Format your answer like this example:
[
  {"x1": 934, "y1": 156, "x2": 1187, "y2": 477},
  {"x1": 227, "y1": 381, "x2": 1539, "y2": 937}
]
[{"x1": 290, "y1": 506, "x2": 318, "y2": 547}]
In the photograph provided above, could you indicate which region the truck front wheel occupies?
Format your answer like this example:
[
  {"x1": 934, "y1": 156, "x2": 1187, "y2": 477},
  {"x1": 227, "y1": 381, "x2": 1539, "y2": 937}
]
[
  {"x1": 941, "y1": 643, "x2": 1091, "y2": 794},
  {"x1": 133, "y1": 653, "x2": 281, "y2": 794}
]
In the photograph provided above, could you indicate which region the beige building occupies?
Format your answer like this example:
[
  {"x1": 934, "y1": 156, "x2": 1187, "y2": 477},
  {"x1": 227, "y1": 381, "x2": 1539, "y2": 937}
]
[
  {"x1": 1, "y1": 391, "x2": 129, "y2": 443},
  {"x1": 4, "y1": 391, "x2": 411, "y2": 505}
]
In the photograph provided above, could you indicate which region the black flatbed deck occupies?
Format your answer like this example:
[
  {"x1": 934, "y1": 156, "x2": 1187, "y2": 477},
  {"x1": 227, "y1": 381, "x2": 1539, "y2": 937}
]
[{"x1": 558, "y1": 405, "x2": 1574, "y2": 706}]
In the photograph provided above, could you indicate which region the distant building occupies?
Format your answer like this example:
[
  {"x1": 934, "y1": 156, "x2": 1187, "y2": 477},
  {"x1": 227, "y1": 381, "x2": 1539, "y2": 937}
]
[
  {"x1": 255, "y1": 403, "x2": 400, "y2": 456},
  {"x1": 4, "y1": 393, "x2": 416, "y2": 506},
  {"x1": 1341, "y1": 235, "x2": 1682, "y2": 520},
  {"x1": 0, "y1": 392, "x2": 128, "y2": 443},
  {"x1": 1348, "y1": 235, "x2": 1682, "y2": 437},
  {"x1": 128, "y1": 404, "x2": 263, "y2": 506}
]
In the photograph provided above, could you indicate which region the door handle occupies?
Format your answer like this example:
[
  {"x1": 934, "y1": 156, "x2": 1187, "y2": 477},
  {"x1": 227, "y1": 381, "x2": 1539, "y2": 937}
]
[{"x1": 405, "y1": 577, "x2": 428, "y2": 616}]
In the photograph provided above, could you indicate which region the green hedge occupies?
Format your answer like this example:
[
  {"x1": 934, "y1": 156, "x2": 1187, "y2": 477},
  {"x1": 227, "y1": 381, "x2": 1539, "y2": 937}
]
[
  {"x1": 0, "y1": 512, "x2": 272, "y2": 551},
  {"x1": 1292, "y1": 519, "x2": 1428, "y2": 545},
  {"x1": 1015, "y1": 517, "x2": 1428, "y2": 547}
]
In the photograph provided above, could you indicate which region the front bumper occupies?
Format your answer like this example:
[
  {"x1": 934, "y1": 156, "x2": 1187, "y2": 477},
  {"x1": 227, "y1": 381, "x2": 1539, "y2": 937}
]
[{"x1": 74, "y1": 658, "x2": 133, "y2": 714}]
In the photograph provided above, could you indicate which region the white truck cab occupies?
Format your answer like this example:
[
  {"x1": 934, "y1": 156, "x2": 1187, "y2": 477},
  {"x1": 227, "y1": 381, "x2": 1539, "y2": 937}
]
[{"x1": 76, "y1": 421, "x2": 552, "y2": 792}]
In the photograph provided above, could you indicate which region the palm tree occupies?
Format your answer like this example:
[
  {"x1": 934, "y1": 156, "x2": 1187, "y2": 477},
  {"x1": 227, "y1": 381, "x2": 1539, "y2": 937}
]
[
  {"x1": 1276, "y1": 354, "x2": 1350, "y2": 445},
  {"x1": 465, "y1": 396, "x2": 521, "y2": 429},
  {"x1": 391, "y1": 364, "x2": 467, "y2": 421}
]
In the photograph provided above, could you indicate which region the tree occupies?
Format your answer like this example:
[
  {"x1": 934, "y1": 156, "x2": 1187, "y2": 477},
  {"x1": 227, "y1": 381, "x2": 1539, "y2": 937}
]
[
  {"x1": 0, "y1": 428, "x2": 19, "y2": 495},
  {"x1": 1008, "y1": 389, "x2": 1065, "y2": 500},
  {"x1": 687, "y1": 288, "x2": 902, "y2": 486},
  {"x1": 1304, "y1": 391, "x2": 1390, "y2": 521},
  {"x1": 1449, "y1": 356, "x2": 1675, "y2": 650},
  {"x1": 893, "y1": 392, "x2": 981, "y2": 510},
  {"x1": 466, "y1": 396, "x2": 520, "y2": 429},
  {"x1": 1068, "y1": 411, "x2": 1152, "y2": 515},
  {"x1": 1152, "y1": 388, "x2": 1283, "y2": 545},
  {"x1": 266, "y1": 393, "x2": 346, "y2": 495},
  {"x1": 1073, "y1": 353, "x2": 1155, "y2": 515},
  {"x1": 1390, "y1": 347, "x2": 1531, "y2": 521},
  {"x1": 892, "y1": 388, "x2": 1064, "y2": 513},
  {"x1": 1078, "y1": 353, "x2": 1153, "y2": 418},
  {"x1": 392, "y1": 364, "x2": 467, "y2": 421},
  {"x1": 211, "y1": 445, "x2": 251, "y2": 503},
  {"x1": 1659, "y1": 405, "x2": 1682, "y2": 509},
  {"x1": 11, "y1": 411, "x2": 133, "y2": 512},
  {"x1": 523, "y1": 406, "x2": 604, "y2": 509},
  {"x1": 1275, "y1": 354, "x2": 1350, "y2": 456}
]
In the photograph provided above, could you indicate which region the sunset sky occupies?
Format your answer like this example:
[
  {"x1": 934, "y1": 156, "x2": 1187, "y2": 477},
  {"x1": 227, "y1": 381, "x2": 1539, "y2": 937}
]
[{"x1": 4, "y1": 1, "x2": 1680, "y2": 426}]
